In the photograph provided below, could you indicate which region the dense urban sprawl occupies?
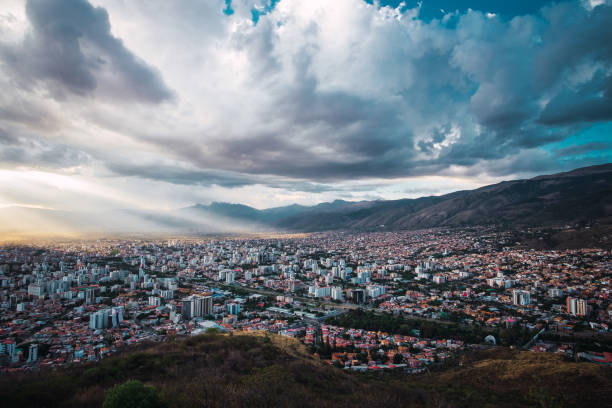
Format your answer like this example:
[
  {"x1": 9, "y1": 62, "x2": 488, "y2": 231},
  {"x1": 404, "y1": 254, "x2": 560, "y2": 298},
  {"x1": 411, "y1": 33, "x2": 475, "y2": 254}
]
[{"x1": 1, "y1": 228, "x2": 611, "y2": 373}]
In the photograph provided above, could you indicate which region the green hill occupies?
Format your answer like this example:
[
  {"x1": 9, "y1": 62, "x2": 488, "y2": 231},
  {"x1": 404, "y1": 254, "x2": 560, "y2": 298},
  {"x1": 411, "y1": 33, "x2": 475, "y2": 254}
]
[{"x1": 1, "y1": 332, "x2": 610, "y2": 408}]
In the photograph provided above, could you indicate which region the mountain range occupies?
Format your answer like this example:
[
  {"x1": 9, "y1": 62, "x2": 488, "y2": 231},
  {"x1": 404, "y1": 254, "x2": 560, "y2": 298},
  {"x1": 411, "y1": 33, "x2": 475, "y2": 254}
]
[
  {"x1": 183, "y1": 163, "x2": 612, "y2": 232},
  {"x1": 1, "y1": 163, "x2": 611, "y2": 238}
]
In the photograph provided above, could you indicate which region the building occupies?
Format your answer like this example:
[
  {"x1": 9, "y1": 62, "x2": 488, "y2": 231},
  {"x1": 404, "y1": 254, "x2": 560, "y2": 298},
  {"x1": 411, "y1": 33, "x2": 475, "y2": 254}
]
[
  {"x1": 148, "y1": 296, "x2": 161, "y2": 307},
  {"x1": 366, "y1": 285, "x2": 386, "y2": 298},
  {"x1": 458, "y1": 271, "x2": 472, "y2": 279},
  {"x1": 227, "y1": 303, "x2": 240, "y2": 315},
  {"x1": 181, "y1": 297, "x2": 194, "y2": 319},
  {"x1": 489, "y1": 278, "x2": 512, "y2": 289},
  {"x1": 27, "y1": 343, "x2": 38, "y2": 363},
  {"x1": 288, "y1": 279, "x2": 299, "y2": 292},
  {"x1": 331, "y1": 286, "x2": 343, "y2": 301},
  {"x1": 352, "y1": 289, "x2": 365, "y2": 304},
  {"x1": 27, "y1": 283, "x2": 44, "y2": 297},
  {"x1": 160, "y1": 290, "x2": 174, "y2": 299},
  {"x1": 111, "y1": 307, "x2": 124, "y2": 327},
  {"x1": 182, "y1": 295, "x2": 213, "y2": 319},
  {"x1": 199, "y1": 295, "x2": 213, "y2": 316},
  {"x1": 433, "y1": 275, "x2": 446, "y2": 284},
  {"x1": 357, "y1": 270, "x2": 371, "y2": 283},
  {"x1": 89, "y1": 307, "x2": 124, "y2": 329},
  {"x1": 417, "y1": 271, "x2": 431, "y2": 280},
  {"x1": 309, "y1": 286, "x2": 332, "y2": 298},
  {"x1": 567, "y1": 297, "x2": 588, "y2": 316},
  {"x1": 0, "y1": 340, "x2": 16, "y2": 359},
  {"x1": 225, "y1": 271, "x2": 235, "y2": 284},
  {"x1": 85, "y1": 288, "x2": 95, "y2": 305},
  {"x1": 512, "y1": 290, "x2": 531, "y2": 306}
]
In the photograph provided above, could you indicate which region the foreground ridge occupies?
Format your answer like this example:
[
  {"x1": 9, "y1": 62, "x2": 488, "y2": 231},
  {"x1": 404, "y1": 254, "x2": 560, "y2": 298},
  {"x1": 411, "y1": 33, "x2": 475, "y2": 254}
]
[{"x1": 1, "y1": 332, "x2": 610, "y2": 408}]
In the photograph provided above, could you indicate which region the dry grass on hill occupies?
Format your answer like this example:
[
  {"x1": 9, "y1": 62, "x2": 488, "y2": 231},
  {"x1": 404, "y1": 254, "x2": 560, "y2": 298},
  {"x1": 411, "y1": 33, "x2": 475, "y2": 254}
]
[{"x1": 0, "y1": 333, "x2": 610, "y2": 408}]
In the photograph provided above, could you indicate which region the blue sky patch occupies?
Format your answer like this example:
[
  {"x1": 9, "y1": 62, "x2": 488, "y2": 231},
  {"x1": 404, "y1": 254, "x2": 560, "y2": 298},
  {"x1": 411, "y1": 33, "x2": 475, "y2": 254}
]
[
  {"x1": 543, "y1": 122, "x2": 612, "y2": 165},
  {"x1": 223, "y1": 0, "x2": 234, "y2": 15},
  {"x1": 252, "y1": 0, "x2": 281, "y2": 25},
  {"x1": 364, "y1": 0, "x2": 554, "y2": 21}
]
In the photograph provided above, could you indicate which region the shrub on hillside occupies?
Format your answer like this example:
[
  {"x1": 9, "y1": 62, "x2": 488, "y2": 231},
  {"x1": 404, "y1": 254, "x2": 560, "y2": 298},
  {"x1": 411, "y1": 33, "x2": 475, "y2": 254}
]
[{"x1": 103, "y1": 380, "x2": 166, "y2": 408}]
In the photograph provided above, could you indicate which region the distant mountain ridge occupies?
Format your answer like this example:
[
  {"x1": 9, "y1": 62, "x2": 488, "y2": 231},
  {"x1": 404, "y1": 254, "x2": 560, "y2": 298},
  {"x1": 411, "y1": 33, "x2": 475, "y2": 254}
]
[
  {"x1": 184, "y1": 163, "x2": 612, "y2": 231},
  {"x1": 1, "y1": 164, "x2": 611, "y2": 238}
]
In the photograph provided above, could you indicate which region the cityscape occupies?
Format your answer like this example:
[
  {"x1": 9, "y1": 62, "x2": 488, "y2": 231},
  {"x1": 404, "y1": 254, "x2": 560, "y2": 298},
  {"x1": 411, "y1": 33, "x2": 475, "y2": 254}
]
[
  {"x1": 1, "y1": 227, "x2": 610, "y2": 374},
  {"x1": 1, "y1": 0, "x2": 612, "y2": 407}
]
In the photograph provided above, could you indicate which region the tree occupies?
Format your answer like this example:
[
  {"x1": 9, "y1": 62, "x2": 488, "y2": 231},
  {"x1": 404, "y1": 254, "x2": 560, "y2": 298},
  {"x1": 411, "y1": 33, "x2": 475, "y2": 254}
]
[
  {"x1": 103, "y1": 380, "x2": 166, "y2": 408},
  {"x1": 357, "y1": 351, "x2": 369, "y2": 364}
]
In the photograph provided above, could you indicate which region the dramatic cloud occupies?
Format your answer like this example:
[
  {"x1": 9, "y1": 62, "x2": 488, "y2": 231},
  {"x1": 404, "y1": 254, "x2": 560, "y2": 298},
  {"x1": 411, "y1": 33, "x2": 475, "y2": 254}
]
[
  {"x1": 1, "y1": 0, "x2": 174, "y2": 102},
  {"x1": 0, "y1": 0, "x2": 610, "y2": 215},
  {"x1": 0, "y1": 132, "x2": 89, "y2": 169}
]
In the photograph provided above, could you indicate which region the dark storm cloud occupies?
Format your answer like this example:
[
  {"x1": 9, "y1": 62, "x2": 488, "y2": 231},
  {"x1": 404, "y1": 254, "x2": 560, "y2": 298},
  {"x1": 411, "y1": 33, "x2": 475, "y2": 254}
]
[
  {"x1": 1, "y1": 0, "x2": 173, "y2": 103},
  {"x1": 534, "y1": 3, "x2": 612, "y2": 125},
  {"x1": 173, "y1": 1, "x2": 611, "y2": 184},
  {"x1": 0, "y1": 97, "x2": 60, "y2": 131},
  {"x1": 0, "y1": 129, "x2": 90, "y2": 169},
  {"x1": 104, "y1": 162, "x2": 254, "y2": 188},
  {"x1": 1, "y1": 0, "x2": 611, "y2": 197},
  {"x1": 539, "y1": 73, "x2": 612, "y2": 125},
  {"x1": 427, "y1": 3, "x2": 612, "y2": 163},
  {"x1": 104, "y1": 161, "x2": 337, "y2": 193},
  {"x1": 174, "y1": 43, "x2": 417, "y2": 182},
  {"x1": 533, "y1": 2, "x2": 612, "y2": 90},
  {"x1": 0, "y1": 128, "x2": 19, "y2": 144}
]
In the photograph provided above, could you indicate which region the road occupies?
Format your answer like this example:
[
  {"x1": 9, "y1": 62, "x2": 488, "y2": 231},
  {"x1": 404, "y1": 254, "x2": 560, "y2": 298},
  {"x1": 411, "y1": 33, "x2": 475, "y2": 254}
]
[{"x1": 522, "y1": 327, "x2": 546, "y2": 350}]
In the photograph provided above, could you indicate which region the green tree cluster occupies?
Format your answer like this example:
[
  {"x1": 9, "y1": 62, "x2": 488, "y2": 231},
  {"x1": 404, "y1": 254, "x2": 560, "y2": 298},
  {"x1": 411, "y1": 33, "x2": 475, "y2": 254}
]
[{"x1": 103, "y1": 380, "x2": 166, "y2": 408}]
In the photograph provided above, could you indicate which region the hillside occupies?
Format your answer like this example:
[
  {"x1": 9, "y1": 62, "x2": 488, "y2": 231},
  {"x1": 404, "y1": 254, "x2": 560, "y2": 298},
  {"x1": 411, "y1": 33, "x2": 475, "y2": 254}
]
[
  {"x1": 1, "y1": 332, "x2": 610, "y2": 408},
  {"x1": 188, "y1": 163, "x2": 612, "y2": 232}
]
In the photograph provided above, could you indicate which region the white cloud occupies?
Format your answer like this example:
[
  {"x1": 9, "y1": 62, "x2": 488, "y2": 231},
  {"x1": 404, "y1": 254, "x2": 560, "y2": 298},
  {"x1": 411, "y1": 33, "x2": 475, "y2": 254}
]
[{"x1": 0, "y1": 0, "x2": 610, "y2": 220}]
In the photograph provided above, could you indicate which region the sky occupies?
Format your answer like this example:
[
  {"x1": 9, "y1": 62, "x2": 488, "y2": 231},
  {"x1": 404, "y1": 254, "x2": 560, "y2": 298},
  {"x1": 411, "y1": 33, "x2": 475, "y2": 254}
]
[{"x1": 0, "y1": 0, "x2": 611, "y2": 215}]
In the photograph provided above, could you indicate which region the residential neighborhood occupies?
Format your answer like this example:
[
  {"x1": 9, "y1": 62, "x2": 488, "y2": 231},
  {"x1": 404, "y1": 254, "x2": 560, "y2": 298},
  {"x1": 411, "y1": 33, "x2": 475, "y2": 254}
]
[{"x1": 1, "y1": 227, "x2": 610, "y2": 373}]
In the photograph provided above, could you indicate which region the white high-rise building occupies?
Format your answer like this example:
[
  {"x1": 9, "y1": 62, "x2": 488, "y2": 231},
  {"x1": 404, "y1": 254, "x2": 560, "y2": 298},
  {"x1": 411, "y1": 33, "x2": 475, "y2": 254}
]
[
  {"x1": 148, "y1": 296, "x2": 161, "y2": 307},
  {"x1": 226, "y1": 271, "x2": 235, "y2": 284},
  {"x1": 512, "y1": 290, "x2": 530, "y2": 306},
  {"x1": 366, "y1": 285, "x2": 386, "y2": 299},
  {"x1": 89, "y1": 306, "x2": 124, "y2": 329},
  {"x1": 331, "y1": 287, "x2": 343, "y2": 301},
  {"x1": 28, "y1": 283, "x2": 44, "y2": 297},
  {"x1": 181, "y1": 295, "x2": 213, "y2": 319}
]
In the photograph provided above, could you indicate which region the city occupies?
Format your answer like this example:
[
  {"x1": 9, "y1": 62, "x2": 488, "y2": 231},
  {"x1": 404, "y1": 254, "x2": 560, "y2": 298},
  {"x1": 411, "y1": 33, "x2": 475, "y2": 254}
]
[
  {"x1": 1, "y1": 0, "x2": 612, "y2": 406},
  {"x1": 2, "y1": 227, "x2": 610, "y2": 374}
]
